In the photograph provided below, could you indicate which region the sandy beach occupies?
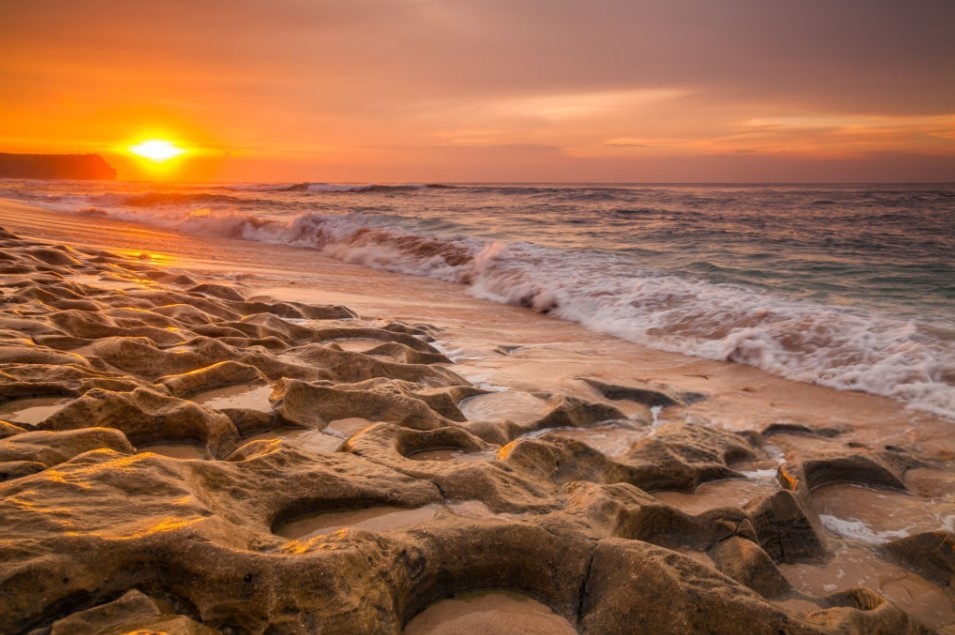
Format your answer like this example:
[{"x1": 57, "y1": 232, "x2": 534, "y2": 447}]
[{"x1": 1, "y1": 198, "x2": 953, "y2": 634}]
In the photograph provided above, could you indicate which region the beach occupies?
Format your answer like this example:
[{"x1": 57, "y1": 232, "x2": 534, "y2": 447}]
[{"x1": 0, "y1": 197, "x2": 953, "y2": 633}]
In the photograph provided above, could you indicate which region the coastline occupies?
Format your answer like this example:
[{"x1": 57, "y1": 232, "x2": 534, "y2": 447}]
[
  {"x1": 0, "y1": 198, "x2": 952, "y2": 632},
  {"x1": 1, "y1": 197, "x2": 949, "y2": 448}
]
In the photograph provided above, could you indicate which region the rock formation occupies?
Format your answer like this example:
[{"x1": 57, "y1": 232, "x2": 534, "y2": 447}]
[
  {"x1": 0, "y1": 153, "x2": 116, "y2": 180},
  {"x1": 0, "y1": 227, "x2": 950, "y2": 634}
]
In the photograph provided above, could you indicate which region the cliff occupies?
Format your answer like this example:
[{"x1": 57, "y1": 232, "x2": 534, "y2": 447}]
[{"x1": 0, "y1": 153, "x2": 116, "y2": 180}]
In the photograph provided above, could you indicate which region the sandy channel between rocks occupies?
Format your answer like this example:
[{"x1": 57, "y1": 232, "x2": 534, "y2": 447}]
[{"x1": 0, "y1": 197, "x2": 952, "y2": 633}]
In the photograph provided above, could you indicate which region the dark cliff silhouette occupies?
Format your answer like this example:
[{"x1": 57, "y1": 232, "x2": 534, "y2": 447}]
[{"x1": 0, "y1": 153, "x2": 116, "y2": 180}]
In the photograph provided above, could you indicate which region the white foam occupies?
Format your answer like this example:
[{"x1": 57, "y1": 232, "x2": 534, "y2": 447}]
[
  {"x1": 32, "y1": 197, "x2": 955, "y2": 420},
  {"x1": 650, "y1": 405, "x2": 663, "y2": 427},
  {"x1": 739, "y1": 468, "x2": 779, "y2": 480},
  {"x1": 466, "y1": 243, "x2": 955, "y2": 419},
  {"x1": 819, "y1": 514, "x2": 910, "y2": 545}
]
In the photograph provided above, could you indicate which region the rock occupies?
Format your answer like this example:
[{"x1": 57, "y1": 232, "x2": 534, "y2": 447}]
[
  {"x1": 220, "y1": 408, "x2": 277, "y2": 437},
  {"x1": 882, "y1": 531, "x2": 955, "y2": 588},
  {"x1": 363, "y1": 341, "x2": 453, "y2": 365},
  {"x1": 0, "y1": 343, "x2": 92, "y2": 368},
  {"x1": 455, "y1": 418, "x2": 526, "y2": 444},
  {"x1": 0, "y1": 420, "x2": 27, "y2": 439},
  {"x1": 436, "y1": 463, "x2": 558, "y2": 514},
  {"x1": 0, "y1": 231, "x2": 945, "y2": 633},
  {"x1": 188, "y1": 283, "x2": 245, "y2": 302},
  {"x1": 805, "y1": 588, "x2": 926, "y2": 634},
  {"x1": 311, "y1": 326, "x2": 440, "y2": 353},
  {"x1": 47, "y1": 308, "x2": 184, "y2": 345},
  {"x1": 0, "y1": 460, "x2": 46, "y2": 480},
  {"x1": 0, "y1": 363, "x2": 147, "y2": 397},
  {"x1": 580, "y1": 539, "x2": 815, "y2": 634},
  {"x1": 623, "y1": 422, "x2": 755, "y2": 491},
  {"x1": 48, "y1": 589, "x2": 218, "y2": 635},
  {"x1": 583, "y1": 540, "x2": 926, "y2": 634},
  {"x1": 158, "y1": 361, "x2": 269, "y2": 398},
  {"x1": 143, "y1": 271, "x2": 199, "y2": 287},
  {"x1": 745, "y1": 490, "x2": 827, "y2": 563},
  {"x1": 498, "y1": 435, "x2": 641, "y2": 494},
  {"x1": 790, "y1": 451, "x2": 909, "y2": 492},
  {"x1": 227, "y1": 312, "x2": 314, "y2": 343},
  {"x1": 273, "y1": 378, "x2": 449, "y2": 430},
  {"x1": 410, "y1": 385, "x2": 485, "y2": 421},
  {"x1": 762, "y1": 422, "x2": 847, "y2": 438},
  {"x1": 709, "y1": 536, "x2": 790, "y2": 597},
  {"x1": 83, "y1": 336, "x2": 215, "y2": 380},
  {"x1": 0, "y1": 152, "x2": 116, "y2": 180},
  {"x1": 399, "y1": 521, "x2": 592, "y2": 628},
  {"x1": 0, "y1": 428, "x2": 134, "y2": 471},
  {"x1": 286, "y1": 302, "x2": 357, "y2": 320},
  {"x1": 534, "y1": 394, "x2": 626, "y2": 428},
  {"x1": 282, "y1": 343, "x2": 464, "y2": 386},
  {"x1": 343, "y1": 422, "x2": 492, "y2": 467},
  {"x1": 0, "y1": 442, "x2": 439, "y2": 632},
  {"x1": 580, "y1": 376, "x2": 682, "y2": 406},
  {"x1": 40, "y1": 387, "x2": 240, "y2": 457}
]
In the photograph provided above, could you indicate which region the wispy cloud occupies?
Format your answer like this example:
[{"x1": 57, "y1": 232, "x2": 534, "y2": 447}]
[{"x1": 2, "y1": 0, "x2": 954, "y2": 181}]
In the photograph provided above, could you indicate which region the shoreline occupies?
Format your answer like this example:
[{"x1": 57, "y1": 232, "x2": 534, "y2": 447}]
[
  {"x1": 1, "y1": 197, "x2": 950, "y2": 438},
  {"x1": 0, "y1": 198, "x2": 952, "y2": 632},
  {"x1": 3, "y1": 188, "x2": 953, "y2": 421}
]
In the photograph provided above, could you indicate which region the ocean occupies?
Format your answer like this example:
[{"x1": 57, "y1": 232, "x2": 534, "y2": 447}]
[{"x1": 3, "y1": 180, "x2": 953, "y2": 418}]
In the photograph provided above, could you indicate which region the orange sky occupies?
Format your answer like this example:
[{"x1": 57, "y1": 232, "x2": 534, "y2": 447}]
[{"x1": 2, "y1": 1, "x2": 954, "y2": 182}]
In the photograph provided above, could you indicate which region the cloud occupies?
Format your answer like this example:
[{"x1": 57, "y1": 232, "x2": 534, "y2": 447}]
[
  {"x1": 2, "y1": 0, "x2": 954, "y2": 180},
  {"x1": 5, "y1": 0, "x2": 954, "y2": 112}
]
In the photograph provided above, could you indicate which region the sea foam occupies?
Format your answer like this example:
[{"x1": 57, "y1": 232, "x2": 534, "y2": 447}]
[{"x1": 14, "y1": 184, "x2": 955, "y2": 420}]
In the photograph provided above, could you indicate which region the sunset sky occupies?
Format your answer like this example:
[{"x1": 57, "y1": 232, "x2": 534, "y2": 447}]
[{"x1": 2, "y1": 0, "x2": 954, "y2": 182}]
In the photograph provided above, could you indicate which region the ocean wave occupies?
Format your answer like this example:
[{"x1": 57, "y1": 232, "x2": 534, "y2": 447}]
[
  {"x1": 307, "y1": 183, "x2": 443, "y2": 193},
  {"x1": 227, "y1": 182, "x2": 446, "y2": 193},
  {"x1": 301, "y1": 217, "x2": 955, "y2": 418},
  {"x1": 27, "y1": 198, "x2": 955, "y2": 419},
  {"x1": 89, "y1": 191, "x2": 264, "y2": 208},
  {"x1": 225, "y1": 182, "x2": 311, "y2": 192}
]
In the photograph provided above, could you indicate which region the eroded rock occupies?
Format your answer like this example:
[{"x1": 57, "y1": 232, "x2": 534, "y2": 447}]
[
  {"x1": 709, "y1": 535, "x2": 791, "y2": 597},
  {"x1": 883, "y1": 531, "x2": 955, "y2": 588},
  {"x1": 48, "y1": 589, "x2": 218, "y2": 635},
  {"x1": 0, "y1": 228, "x2": 947, "y2": 634}
]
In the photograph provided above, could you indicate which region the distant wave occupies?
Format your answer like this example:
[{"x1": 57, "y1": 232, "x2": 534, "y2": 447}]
[
  {"x1": 307, "y1": 183, "x2": 436, "y2": 193},
  {"x1": 22, "y1": 195, "x2": 955, "y2": 419},
  {"x1": 92, "y1": 191, "x2": 260, "y2": 208},
  {"x1": 225, "y1": 182, "x2": 311, "y2": 192},
  {"x1": 227, "y1": 182, "x2": 449, "y2": 193}
]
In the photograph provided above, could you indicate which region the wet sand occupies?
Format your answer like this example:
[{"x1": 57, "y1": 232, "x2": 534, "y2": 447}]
[
  {"x1": 404, "y1": 591, "x2": 578, "y2": 635},
  {"x1": 0, "y1": 396, "x2": 72, "y2": 426},
  {"x1": 0, "y1": 197, "x2": 952, "y2": 633},
  {"x1": 276, "y1": 504, "x2": 444, "y2": 540},
  {"x1": 191, "y1": 384, "x2": 273, "y2": 412}
]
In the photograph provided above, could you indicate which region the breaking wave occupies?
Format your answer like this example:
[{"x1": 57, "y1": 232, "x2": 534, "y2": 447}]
[
  {"x1": 1, "y1": 182, "x2": 446, "y2": 212},
  {"x1": 41, "y1": 200, "x2": 955, "y2": 419},
  {"x1": 93, "y1": 191, "x2": 261, "y2": 208},
  {"x1": 5, "y1": 176, "x2": 953, "y2": 420},
  {"x1": 226, "y1": 182, "x2": 445, "y2": 193}
]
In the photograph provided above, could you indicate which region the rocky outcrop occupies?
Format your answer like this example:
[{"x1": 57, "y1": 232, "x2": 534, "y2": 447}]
[
  {"x1": 0, "y1": 153, "x2": 116, "y2": 180},
  {"x1": 0, "y1": 228, "x2": 948, "y2": 633}
]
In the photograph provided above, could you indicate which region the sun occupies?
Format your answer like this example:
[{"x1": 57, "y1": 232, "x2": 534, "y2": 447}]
[{"x1": 128, "y1": 139, "x2": 186, "y2": 162}]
